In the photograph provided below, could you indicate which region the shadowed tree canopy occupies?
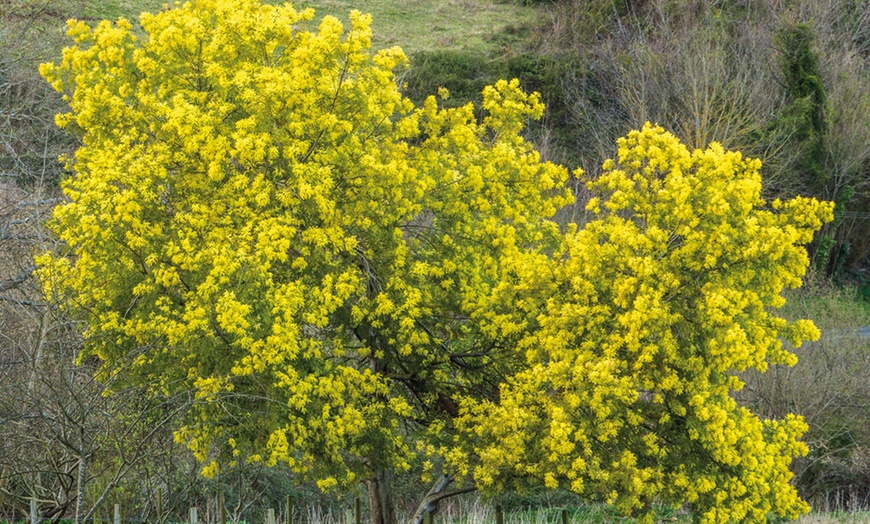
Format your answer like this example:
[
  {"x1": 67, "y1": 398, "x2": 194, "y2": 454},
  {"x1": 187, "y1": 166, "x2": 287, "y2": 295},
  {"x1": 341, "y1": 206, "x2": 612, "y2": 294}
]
[{"x1": 38, "y1": 1, "x2": 833, "y2": 523}]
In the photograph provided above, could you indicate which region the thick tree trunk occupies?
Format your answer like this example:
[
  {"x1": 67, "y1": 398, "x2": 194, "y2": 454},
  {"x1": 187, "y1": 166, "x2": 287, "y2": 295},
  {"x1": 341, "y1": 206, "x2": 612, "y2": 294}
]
[{"x1": 366, "y1": 471, "x2": 396, "y2": 524}]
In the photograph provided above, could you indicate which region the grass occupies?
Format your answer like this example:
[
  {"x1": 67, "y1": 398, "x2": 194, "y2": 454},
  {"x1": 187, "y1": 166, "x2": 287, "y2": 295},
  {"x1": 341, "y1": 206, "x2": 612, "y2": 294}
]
[
  {"x1": 780, "y1": 273, "x2": 870, "y2": 331},
  {"x1": 80, "y1": 0, "x2": 538, "y2": 55},
  {"x1": 796, "y1": 511, "x2": 870, "y2": 524},
  {"x1": 291, "y1": 0, "x2": 537, "y2": 54},
  {"x1": 79, "y1": 0, "x2": 166, "y2": 21},
  {"x1": 431, "y1": 505, "x2": 870, "y2": 524}
]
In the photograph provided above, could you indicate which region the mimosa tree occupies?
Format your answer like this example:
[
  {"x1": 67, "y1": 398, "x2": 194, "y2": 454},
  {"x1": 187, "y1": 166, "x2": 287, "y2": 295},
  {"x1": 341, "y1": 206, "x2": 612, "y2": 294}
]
[
  {"x1": 447, "y1": 125, "x2": 832, "y2": 523},
  {"x1": 38, "y1": 1, "x2": 832, "y2": 523}
]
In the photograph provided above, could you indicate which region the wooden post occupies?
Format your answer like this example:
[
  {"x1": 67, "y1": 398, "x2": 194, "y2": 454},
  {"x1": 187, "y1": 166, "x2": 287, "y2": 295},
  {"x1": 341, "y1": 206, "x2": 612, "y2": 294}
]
[
  {"x1": 561, "y1": 509, "x2": 568, "y2": 524},
  {"x1": 267, "y1": 508, "x2": 276, "y2": 524},
  {"x1": 30, "y1": 496, "x2": 37, "y2": 524},
  {"x1": 345, "y1": 508, "x2": 353, "y2": 524},
  {"x1": 114, "y1": 504, "x2": 121, "y2": 524},
  {"x1": 354, "y1": 497, "x2": 361, "y2": 524},
  {"x1": 157, "y1": 488, "x2": 163, "y2": 524},
  {"x1": 285, "y1": 495, "x2": 292, "y2": 524},
  {"x1": 423, "y1": 511, "x2": 432, "y2": 524},
  {"x1": 189, "y1": 507, "x2": 198, "y2": 524},
  {"x1": 219, "y1": 492, "x2": 226, "y2": 524},
  {"x1": 495, "y1": 505, "x2": 503, "y2": 524}
]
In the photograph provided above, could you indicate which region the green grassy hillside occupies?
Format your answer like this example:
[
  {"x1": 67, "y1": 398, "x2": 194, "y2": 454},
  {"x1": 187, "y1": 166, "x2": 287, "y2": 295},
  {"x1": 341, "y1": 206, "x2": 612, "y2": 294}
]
[{"x1": 80, "y1": 0, "x2": 536, "y2": 54}]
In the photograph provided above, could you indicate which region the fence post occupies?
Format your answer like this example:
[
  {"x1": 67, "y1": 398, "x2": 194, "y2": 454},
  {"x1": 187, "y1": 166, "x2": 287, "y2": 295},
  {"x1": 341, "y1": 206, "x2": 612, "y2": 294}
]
[
  {"x1": 495, "y1": 505, "x2": 503, "y2": 524},
  {"x1": 156, "y1": 488, "x2": 163, "y2": 524},
  {"x1": 114, "y1": 504, "x2": 121, "y2": 524},
  {"x1": 561, "y1": 509, "x2": 568, "y2": 524},
  {"x1": 354, "y1": 498, "x2": 360, "y2": 524},
  {"x1": 345, "y1": 508, "x2": 353, "y2": 524},
  {"x1": 30, "y1": 496, "x2": 37, "y2": 524},
  {"x1": 285, "y1": 495, "x2": 292, "y2": 524},
  {"x1": 423, "y1": 511, "x2": 432, "y2": 524},
  {"x1": 190, "y1": 507, "x2": 198, "y2": 524},
  {"x1": 267, "y1": 508, "x2": 276, "y2": 524},
  {"x1": 219, "y1": 492, "x2": 226, "y2": 524}
]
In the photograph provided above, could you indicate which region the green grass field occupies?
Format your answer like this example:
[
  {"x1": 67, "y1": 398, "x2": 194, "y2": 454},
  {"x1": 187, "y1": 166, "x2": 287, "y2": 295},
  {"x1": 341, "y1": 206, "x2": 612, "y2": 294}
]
[
  {"x1": 81, "y1": 0, "x2": 537, "y2": 54},
  {"x1": 79, "y1": 0, "x2": 164, "y2": 20},
  {"x1": 777, "y1": 267, "x2": 870, "y2": 328}
]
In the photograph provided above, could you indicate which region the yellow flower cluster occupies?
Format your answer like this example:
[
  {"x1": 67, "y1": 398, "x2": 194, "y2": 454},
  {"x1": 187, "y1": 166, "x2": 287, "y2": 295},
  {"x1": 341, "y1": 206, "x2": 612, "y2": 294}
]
[
  {"x1": 39, "y1": 0, "x2": 569, "y2": 492},
  {"x1": 446, "y1": 124, "x2": 831, "y2": 522},
  {"x1": 38, "y1": 0, "x2": 830, "y2": 518}
]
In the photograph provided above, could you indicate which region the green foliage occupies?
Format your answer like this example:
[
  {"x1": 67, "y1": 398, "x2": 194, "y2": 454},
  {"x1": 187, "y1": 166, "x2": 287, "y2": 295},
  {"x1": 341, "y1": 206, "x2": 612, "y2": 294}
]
[
  {"x1": 402, "y1": 49, "x2": 585, "y2": 164},
  {"x1": 500, "y1": 52, "x2": 587, "y2": 162},
  {"x1": 403, "y1": 49, "x2": 573, "y2": 110},
  {"x1": 771, "y1": 22, "x2": 828, "y2": 192},
  {"x1": 402, "y1": 50, "x2": 495, "y2": 109},
  {"x1": 778, "y1": 23, "x2": 827, "y2": 112},
  {"x1": 811, "y1": 186, "x2": 857, "y2": 276}
]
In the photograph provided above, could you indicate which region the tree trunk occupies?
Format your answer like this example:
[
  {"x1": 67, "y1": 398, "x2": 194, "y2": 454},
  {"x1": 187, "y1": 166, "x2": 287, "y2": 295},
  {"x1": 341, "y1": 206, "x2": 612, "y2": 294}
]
[
  {"x1": 410, "y1": 476, "x2": 477, "y2": 524},
  {"x1": 74, "y1": 439, "x2": 87, "y2": 524},
  {"x1": 366, "y1": 471, "x2": 396, "y2": 524},
  {"x1": 28, "y1": 307, "x2": 51, "y2": 392}
]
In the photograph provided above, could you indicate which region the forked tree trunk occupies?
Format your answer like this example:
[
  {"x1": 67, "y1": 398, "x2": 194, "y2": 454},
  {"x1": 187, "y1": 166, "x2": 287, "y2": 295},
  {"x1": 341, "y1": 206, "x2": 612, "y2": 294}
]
[
  {"x1": 410, "y1": 476, "x2": 477, "y2": 524},
  {"x1": 366, "y1": 471, "x2": 396, "y2": 524}
]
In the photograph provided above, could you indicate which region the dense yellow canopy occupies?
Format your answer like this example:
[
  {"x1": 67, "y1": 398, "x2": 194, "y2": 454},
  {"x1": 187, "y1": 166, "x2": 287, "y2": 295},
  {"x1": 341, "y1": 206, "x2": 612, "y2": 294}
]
[
  {"x1": 39, "y1": 1, "x2": 832, "y2": 522},
  {"x1": 448, "y1": 125, "x2": 832, "y2": 522}
]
